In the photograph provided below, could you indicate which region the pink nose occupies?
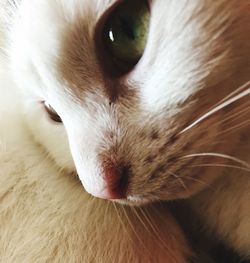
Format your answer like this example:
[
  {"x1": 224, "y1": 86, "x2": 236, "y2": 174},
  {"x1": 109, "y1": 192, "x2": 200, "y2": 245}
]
[{"x1": 101, "y1": 161, "x2": 130, "y2": 200}]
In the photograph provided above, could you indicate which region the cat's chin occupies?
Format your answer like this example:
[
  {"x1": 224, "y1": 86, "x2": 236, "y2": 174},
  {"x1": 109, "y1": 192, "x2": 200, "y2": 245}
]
[{"x1": 112, "y1": 195, "x2": 154, "y2": 207}]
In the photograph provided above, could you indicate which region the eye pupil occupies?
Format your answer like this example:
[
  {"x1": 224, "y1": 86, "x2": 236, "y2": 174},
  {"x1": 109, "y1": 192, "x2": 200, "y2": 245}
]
[{"x1": 119, "y1": 17, "x2": 135, "y2": 40}]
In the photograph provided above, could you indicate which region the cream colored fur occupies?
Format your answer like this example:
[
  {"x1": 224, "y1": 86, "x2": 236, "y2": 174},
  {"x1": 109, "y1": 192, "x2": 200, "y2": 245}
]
[
  {"x1": 0, "y1": 0, "x2": 250, "y2": 261},
  {"x1": 190, "y1": 143, "x2": 250, "y2": 258},
  {"x1": 0, "y1": 62, "x2": 191, "y2": 262},
  {"x1": 0, "y1": 2, "x2": 193, "y2": 262}
]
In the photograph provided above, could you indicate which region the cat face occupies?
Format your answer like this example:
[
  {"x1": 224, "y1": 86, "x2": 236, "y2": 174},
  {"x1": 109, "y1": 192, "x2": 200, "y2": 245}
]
[{"x1": 7, "y1": 0, "x2": 250, "y2": 204}]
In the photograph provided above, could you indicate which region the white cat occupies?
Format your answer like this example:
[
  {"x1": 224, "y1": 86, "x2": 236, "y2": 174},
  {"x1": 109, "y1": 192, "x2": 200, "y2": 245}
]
[
  {"x1": 0, "y1": 62, "x2": 192, "y2": 262},
  {"x1": 1, "y1": 0, "x2": 249, "y2": 260},
  {"x1": 0, "y1": 2, "x2": 193, "y2": 262}
]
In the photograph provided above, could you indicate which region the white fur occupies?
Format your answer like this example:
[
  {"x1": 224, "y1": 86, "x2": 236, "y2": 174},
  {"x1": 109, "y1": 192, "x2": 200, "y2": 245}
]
[
  {"x1": 1, "y1": 0, "x2": 250, "y2": 259},
  {"x1": 5, "y1": 0, "x2": 240, "y2": 198},
  {"x1": 0, "y1": 55, "x2": 191, "y2": 262}
]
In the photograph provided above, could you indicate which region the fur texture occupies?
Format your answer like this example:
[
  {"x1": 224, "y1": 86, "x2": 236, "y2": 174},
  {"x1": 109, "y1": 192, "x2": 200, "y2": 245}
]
[
  {"x1": 0, "y1": 66, "x2": 192, "y2": 262},
  {"x1": 0, "y1": 0, "x2": 250, "y2": 260},
  {"x1": 3, "y1": 0, "x2": 249, "y2": 202}
]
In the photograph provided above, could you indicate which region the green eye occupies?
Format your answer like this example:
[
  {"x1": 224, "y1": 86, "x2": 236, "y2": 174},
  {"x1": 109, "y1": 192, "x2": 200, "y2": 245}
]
[{"x1": 103, "y1": 0, "x2": 150, "y2": 74}]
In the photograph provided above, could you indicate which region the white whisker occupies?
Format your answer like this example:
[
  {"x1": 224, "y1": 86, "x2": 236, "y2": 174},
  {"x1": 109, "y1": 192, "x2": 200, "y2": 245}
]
[
  {"x1": 181, "y1": 153, "x2": 250, "y2": 169},
  {"x1": 139, "y1": 207, "x2": 175, "y2": 256},
  {"x1": 184, "y1": 175, "x2": 213, "y2": 190},
  {"x1": 168, "y1": 171, "x2": 190, "y2": 195},
  {"x1": 195, "y1": 120, "x2": 249, "y2": 147},
  {"x1": 180, "y1": 82, "x2": 250, "y2": 134},
  {"x1": 194, "y1": 105, "x2": 250, "y2": 139},
  {"x1": 189, "y1": 163, "x2": 250, "y2": 173},
  {"x1": 112, "y1": 202, "x2": 132, "y2": 243},
  {"x1": 212, "y1": 105, "x2": 250, "y2": 126},
  {"x1": 131, "y1": 207, "x2": 152, "y2": 236},
  {"x1": 139, "y1": 208, "x2": 160, "y2": 239},
  {"x1": 215, "y1": 120, "x2": 250, "y2": 136},
  {"x1": 215, "y1": 81, "x2": 250, "y2": 107},
  {"x1": 120, "y1": 205, "x2": 149, "y2": 253}
]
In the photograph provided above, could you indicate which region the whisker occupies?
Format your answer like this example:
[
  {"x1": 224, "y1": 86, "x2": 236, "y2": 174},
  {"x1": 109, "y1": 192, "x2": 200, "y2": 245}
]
[
  {"x1": 112, "y1": 202, "x2": 133, "y2": 244},
  {"x1": 104, "y1": 200, "x2": 112, "y2": 222},
  {"x1": 180, "y1": 82, "x2": 250, "y2": 134},
  {"x1": 198, "y1": 120, "x2": 250, "y2": 145},
  {"x1": 120, "y1": 205, "x2": 149, "y2": 254},
  {"x1": 132, "y1": 206, "x2": 170, "y2": 257},
  {"x1": 138, "y1": 207, "x2": 176, "y2": 257},
  {"x1": 131, "y1": 206, "x2": 152, "y2": 236},
  {"x1": 193, "y1": 118, "x2": 249, "y2": 148},
  {"x1": 197, "y1": 139, "x2": 228, "y2": 148},
  {"x1": 208, "y1": 105, "x2": 250, "y2": 128},
  {"x1": 167, "y1": 171, "x2": 191, "y2": 195},
  {"x1": 181, "y1": 153, "x2": 250, "y2": 169},
  {"x1": 215, "y1": 120, "x2": 250, "y2": 136},
  {"x1": 214, "y1": 81, "x2": 250, "y2": 107},
  {"x1": 139, "y1": 207, "x2": 161, "y2": 240},
  {"x1": 183, "y1": 175, "x2": 214, "y2": 190},
  {"x1": 149, "y1": 205, "x2": 190, "y2": 262},
  {"x1": 189, "y1": 163, "x2": 250, "y2": 173}
]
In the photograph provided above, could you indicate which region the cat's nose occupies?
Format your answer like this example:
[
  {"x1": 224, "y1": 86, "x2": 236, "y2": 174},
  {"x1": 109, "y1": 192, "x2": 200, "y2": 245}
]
[{"x1": 101, "y1": 161, "x2": 130, "y2": 200}]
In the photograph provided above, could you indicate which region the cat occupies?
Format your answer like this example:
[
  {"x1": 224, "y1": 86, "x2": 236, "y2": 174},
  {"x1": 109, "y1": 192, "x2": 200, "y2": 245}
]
[
  {"x1": 0, "y1": 2, "x2": 194, "y2": 262},
  {"x1": 1, "y1": 0, "x2": 249, "y2": 260},
  {"x1": 0, "y1": 58, "x2": 193, "y2": 262}
]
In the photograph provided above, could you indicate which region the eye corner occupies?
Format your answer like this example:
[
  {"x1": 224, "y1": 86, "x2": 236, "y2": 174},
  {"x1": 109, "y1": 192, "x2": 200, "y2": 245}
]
[{"x1": 42, "y1": 101, "x2": 63, "y2": 124}]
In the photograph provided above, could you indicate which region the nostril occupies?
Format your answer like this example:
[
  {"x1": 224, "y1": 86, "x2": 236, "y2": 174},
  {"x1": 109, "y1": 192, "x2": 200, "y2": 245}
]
[
  {"x1": 102, "y1": 161, "x2": 130, "y2": 200},
  {"x1": 114, "y1": 165, "x2": 130, "y2": 198}
]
